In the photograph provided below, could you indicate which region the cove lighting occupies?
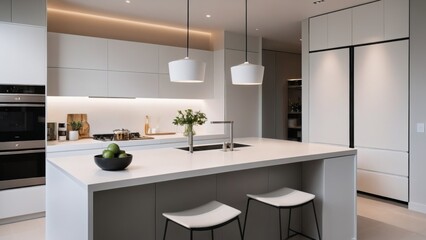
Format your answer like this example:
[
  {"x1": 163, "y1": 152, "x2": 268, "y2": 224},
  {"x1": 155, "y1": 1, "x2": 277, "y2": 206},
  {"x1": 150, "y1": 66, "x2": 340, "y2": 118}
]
[{"x1": 47, "y1": 8, "x2": 211, "y2": 37}]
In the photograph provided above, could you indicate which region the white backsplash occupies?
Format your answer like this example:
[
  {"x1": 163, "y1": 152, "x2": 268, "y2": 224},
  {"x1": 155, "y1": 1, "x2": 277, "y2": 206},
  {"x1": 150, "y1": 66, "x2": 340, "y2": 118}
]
[{"x1": 47, "y1": 97, "x2": 225, "y2": 135}]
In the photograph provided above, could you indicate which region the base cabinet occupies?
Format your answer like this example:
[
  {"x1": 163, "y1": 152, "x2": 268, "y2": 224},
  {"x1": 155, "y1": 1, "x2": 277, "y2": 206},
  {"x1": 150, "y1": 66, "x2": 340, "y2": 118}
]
[{"x1": 0, "y1": 186, "x2": 45, "y2": 222}]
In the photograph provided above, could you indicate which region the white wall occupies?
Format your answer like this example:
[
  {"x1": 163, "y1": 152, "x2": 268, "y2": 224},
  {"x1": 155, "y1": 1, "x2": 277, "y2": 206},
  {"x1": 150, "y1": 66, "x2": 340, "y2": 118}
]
[{"x1": 409, "y1": 0, "x2": 426, "y2": 213}]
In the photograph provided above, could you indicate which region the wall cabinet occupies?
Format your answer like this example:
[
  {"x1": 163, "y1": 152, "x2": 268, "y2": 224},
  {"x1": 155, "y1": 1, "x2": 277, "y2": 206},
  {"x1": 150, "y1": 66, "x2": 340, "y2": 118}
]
[
  {"x1": 327, "y1": 9, "x2": 352, "y2": 48},
  {"x1": 309, "y1": 15, "x2": 327, "y2": 51},
  {"x1": 108, "y1": 71, "x2": 159, "y2": 98},
  {"x1": 47, "y1": 68, "x2": 108, "y2": 97},
  {"x1": 352, "y1": 1, "x2": 384, "y2": 45},
  {"x1": 47, "y1": 33, "x2": 213, "y2": 99},
  {"x1": 0, "y1": 0, "x2": 46, "y2": 26},
  {"x1": 310, "y1": 0, "x2": 409, "y2": 51},
  {"x1": 48, "y1": 33, "x2": 108, "y2": 70},
  {"x1": 108, "y1": 39, "x2": 158, "y2": 73},
  {"x1": 0, "y1": 22, "x2": 46, "y2": 85},
  {"x1": 384, "y1": 0, "x2": 409, "y2": 40}
]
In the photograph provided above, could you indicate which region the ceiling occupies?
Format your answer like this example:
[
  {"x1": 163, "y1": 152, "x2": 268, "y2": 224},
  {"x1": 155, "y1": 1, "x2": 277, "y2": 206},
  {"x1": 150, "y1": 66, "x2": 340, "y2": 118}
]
[{"x1": 47, "y1": 0, "x2": 375, "y2": 53}]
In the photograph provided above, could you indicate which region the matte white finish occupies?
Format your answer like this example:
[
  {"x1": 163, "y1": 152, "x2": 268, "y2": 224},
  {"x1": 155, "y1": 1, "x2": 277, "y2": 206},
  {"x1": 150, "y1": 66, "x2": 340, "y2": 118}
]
[
  {"x1": 309, "y1": 49, "x2": 349, "y2": 146},
  {"x1": 168, "y1": 57, "x2": 206, "y2": 82},
  {"x1": 107, "y1": 71, "x2": 159, "y2": 98},
  {"x1": 0, "y1": 0, "x2": 11, "y2": 22},
  {"x1": 47, "y1": 68, "x2": 108, "y2": 97},
  {"x1": 163, "y1": 201, "x2": 241, "y2": 229},
  {"x1": 357, "y1": 169, "x2": 408, "y2": 202},
  {"x1": 354, "y1": 40, "x2": 409, "y2": 151},
  {"x1": 47, "y1": 138, "x2": 356, "y2": 191},
  {"x1": 0, "y1": 22, "x2": 46, "y2": 85},
  {"x1": 108, "y1": 39, "x2": 159, "y2": 73},
  {"x1": 0, "y1": 186, "x2": 45, "y2": 219},
  {"x1": 356, "y1": 147, "x2": 408, "y2": 176},
  {"x1": 327, "y1": 9, "x2": 352, "y2": 48},
  {"x1": 301, "y1": 19, "x2": 309, "y2": 142},
  {"x1": 46, "y1": 138, "x2": 356, "y2": 240},
  {"x1": 352, "y1": 1, "x2": 384, "y2": 45},
  {"x1": 384, "y1": 0, "x2": 409, "y2": 40},
  {"x1": 231, "y1": 61, "x2": 264, "y2": 85},
  {"x1": 11, "y1": 0, "x2": 46, "y2": 26},
  {"x1": 309, "y1": 15, "x2": 327, "y2": 51},
  {"x1": 247, "y1": 187, "x2": 315, "y2": 207},
  {"x1": 47, "y1": 33, "x2": 108, "y2": 70}
]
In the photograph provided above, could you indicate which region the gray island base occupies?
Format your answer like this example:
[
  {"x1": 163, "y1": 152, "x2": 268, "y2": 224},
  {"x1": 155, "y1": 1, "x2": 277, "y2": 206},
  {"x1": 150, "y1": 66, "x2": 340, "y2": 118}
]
[{"x1": 46, "y1": 138, "x2": 357, "y2": 240}]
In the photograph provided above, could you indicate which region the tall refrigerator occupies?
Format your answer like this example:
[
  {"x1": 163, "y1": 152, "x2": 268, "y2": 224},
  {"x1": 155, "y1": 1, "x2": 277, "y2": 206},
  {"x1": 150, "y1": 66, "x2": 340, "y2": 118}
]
[{"x1": 309, "y1": 40, "x2": 409, "y2": 202}]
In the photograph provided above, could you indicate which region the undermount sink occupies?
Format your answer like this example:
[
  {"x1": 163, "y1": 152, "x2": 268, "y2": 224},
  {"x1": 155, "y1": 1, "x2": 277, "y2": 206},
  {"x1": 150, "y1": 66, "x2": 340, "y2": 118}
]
[{"x1": 177, "y1": 143, "x2": 250, "y2": 152}]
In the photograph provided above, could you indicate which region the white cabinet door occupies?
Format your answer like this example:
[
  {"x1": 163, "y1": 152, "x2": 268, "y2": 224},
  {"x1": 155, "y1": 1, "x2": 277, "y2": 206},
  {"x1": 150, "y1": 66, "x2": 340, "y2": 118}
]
[
  {"x1": 384, "y1": 0, "x2": 409, "y2": 40},
  {"x1": 47, "y1": 68, "x2": 107, "y2": 97},
  {"x1": 309, "y1": 15, "x2": 327, "y2": 51},
  {"x1": 309, "y1": 49, "x2": 350, "y2": 146},
  {"x1": 354, "y1": 40, "x2": 408, "y2": 151},
  {"x1": 0, "y1": 22, "x2": 46, "y2": 85},
  {"x1": 357, "y1": 147, "x2": 408, "y2": 176},
  {"x1": 108, "y1": 39, "x2": 158, "y2": 73},
  {"x1": 108, "y1": 71, "x2": 159, "y2": 98},
  {"x1": 48, "y1": 33, "x2": 107, "y2": 70},
  {"x1": 328, "y1": 9, "x2": 352, "y2": 48},
  {"x1": 0, "y1": 0, "x2": 11, "y2": 22},
  {"x1": 357, "y1": 169, "x2": 408, "y2": 202},
  {"x1": 11, "y1": 0, "x2": 46, "y2": 26},
  {"x1": 352, "y1": 1, "x2": 384, "y2": 45}
]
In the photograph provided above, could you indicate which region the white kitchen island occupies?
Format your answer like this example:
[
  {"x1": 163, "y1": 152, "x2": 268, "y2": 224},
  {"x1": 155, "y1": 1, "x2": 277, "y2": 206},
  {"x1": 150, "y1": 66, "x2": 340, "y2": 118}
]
[{"x1": 46, "y1": 138, "x2": 357, "y2": 240}]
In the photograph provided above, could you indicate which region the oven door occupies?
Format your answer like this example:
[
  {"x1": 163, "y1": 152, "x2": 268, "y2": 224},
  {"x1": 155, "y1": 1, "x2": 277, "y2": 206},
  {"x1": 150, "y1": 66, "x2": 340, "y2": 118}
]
[
  {"x1": 0, "y1": 103, "x2": 45, "y2": 150},
  {"x1": 0, "y1": 149, "x2": 45, "y2": 190}
]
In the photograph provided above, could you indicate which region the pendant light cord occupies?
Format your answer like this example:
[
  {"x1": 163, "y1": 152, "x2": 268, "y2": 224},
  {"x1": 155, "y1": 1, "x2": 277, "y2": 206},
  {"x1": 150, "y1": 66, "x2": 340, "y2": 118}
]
[
  {"x1": 186, "y1": 0, "x2": 190, "y2": 58},
  {"x1": 245, "y1": 0, "x2": 248, "y2": 62}
]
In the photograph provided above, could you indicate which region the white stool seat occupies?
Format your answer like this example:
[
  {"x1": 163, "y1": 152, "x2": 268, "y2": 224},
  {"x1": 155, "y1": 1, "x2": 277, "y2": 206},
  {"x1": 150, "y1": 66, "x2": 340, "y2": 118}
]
[
  {"x1": 163, "y1": 201, "x2": 241, "y2": 229},
  {"x1": 247, "y1": 187, "x2": 315, "y2": 207}
]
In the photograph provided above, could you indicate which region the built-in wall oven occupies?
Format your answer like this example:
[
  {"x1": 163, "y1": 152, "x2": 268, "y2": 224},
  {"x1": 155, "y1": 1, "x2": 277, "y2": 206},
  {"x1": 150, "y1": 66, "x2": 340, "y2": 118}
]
[{"x1": 0, "y1": 85, "x2": 46, "y2": 190}]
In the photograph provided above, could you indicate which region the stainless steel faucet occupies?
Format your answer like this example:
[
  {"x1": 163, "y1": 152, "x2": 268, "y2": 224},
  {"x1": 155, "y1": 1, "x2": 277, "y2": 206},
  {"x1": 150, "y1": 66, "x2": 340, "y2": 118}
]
[{"x1": 211, "y1": 121, "x2": 234, "y2": 151}]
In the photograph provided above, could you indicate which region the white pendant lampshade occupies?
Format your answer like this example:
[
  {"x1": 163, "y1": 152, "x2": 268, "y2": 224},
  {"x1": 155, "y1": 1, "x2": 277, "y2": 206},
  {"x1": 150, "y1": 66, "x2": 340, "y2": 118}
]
[
  {"x1": 169, "y1": 57, "x2": 206, "y2": 83},
  {"x1": 168, "y1": 0, "x2": 206, "y2": 83},
  {"x1": 231, "y1": 61, "x2": 264, "y2": 85},
  {"x1": 231, "y1": 0, "x2": 264, "y2": 85}
]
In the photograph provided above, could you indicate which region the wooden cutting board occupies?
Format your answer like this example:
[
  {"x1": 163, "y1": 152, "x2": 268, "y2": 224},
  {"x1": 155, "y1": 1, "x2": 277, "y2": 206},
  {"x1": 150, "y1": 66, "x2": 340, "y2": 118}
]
[{"x1": 67, "y1": 114, "x2": 90, "y2": 138}]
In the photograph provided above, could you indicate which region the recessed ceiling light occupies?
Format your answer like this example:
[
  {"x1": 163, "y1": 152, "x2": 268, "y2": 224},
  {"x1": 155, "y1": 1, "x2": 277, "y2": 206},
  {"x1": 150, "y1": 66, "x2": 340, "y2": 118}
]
[
  {"x1": 125, "y1": 0, "x2": 130, "y2": 3},
  {"x1": 205, "y1": 14, "x2": 211, "y2": 18},
  {"x1": 313, "y1": 0, "x2": 325, "y2": 4},
  {"x1": 255, "y1": 28, "x2": 259, "y2": 31}
]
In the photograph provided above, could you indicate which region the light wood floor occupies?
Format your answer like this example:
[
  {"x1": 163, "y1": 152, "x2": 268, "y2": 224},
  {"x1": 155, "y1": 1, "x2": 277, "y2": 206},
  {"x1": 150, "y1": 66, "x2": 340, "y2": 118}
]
[{"x1": 1, "y1": 195, "x2": 426, "y2": 240}]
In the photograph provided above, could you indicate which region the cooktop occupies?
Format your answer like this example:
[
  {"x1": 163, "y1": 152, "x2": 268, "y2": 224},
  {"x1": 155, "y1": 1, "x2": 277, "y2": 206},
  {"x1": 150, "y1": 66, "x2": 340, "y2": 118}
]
[{"x1": 92, "y1": 132, "x2": 153, "y2": 141}]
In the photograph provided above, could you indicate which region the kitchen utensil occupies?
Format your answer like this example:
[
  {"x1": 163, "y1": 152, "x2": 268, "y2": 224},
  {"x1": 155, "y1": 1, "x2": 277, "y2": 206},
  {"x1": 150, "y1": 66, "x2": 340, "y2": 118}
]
[{"x1": 113, "y1": 129, "x2": 130, "y2": 141}]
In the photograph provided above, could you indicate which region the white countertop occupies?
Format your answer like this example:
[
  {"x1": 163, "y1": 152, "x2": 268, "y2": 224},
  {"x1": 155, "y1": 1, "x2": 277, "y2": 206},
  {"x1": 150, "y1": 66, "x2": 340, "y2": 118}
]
[
  {"x1": 47, "y1": 138, "x2": 357, "y2": 192},
  {"x1": 47, "y1": 133, "x2": 226, "y2": 153}
]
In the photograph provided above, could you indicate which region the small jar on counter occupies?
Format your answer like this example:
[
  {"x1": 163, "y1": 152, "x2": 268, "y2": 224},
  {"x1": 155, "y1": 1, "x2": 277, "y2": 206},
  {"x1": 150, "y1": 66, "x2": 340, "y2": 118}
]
[{"x1": 58, "y1": 123, "x2": 67, "y2": 141}]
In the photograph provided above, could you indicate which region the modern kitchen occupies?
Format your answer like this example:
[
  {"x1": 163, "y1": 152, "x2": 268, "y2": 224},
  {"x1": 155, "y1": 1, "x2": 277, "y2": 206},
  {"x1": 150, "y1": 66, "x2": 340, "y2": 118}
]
[{"x1": 1, "y1": 0, "x2": 426, "y2": 239}]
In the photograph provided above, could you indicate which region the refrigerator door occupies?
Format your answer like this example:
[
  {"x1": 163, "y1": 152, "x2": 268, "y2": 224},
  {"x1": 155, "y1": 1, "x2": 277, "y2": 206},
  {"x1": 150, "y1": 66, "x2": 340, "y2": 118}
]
[
  {"x1": 354, "y1": 40, "x2": 409, "y2": 151},
  {"x1": 309, "y1": 48, "x2": 350, "y2": 146}
]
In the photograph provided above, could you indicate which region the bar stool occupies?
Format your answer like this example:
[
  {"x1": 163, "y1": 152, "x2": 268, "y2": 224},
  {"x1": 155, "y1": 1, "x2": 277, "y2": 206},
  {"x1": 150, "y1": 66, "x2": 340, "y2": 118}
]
[
  {"x1": 243, "y1": 187, "x2": 321, "y2": 240},
  {"x1": 162, "y1": 200, "x2": 243, "y2": 240}
]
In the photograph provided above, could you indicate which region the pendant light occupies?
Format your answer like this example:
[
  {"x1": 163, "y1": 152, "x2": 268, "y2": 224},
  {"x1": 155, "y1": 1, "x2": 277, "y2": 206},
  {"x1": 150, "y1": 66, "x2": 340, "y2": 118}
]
[
  {"x1": 231, "y1": 0, "x2": 264, "y2": 85},
  {"x1": 168, "y1": 0, "x2": 206, "y2": 83}
]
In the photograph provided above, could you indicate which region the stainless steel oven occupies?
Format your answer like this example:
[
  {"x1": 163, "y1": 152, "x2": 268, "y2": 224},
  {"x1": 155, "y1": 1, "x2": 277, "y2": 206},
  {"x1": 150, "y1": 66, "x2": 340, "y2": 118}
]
[{"x1": 0, "y1": 85, "x2": 46, "y2": 190}]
